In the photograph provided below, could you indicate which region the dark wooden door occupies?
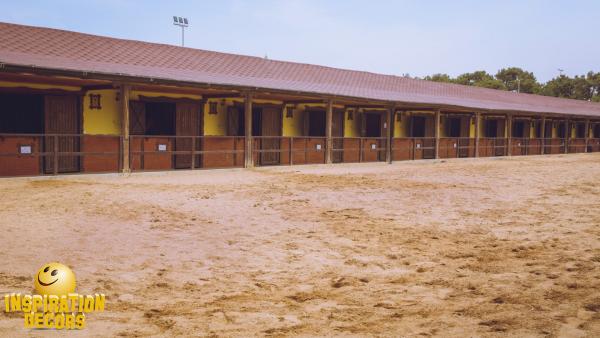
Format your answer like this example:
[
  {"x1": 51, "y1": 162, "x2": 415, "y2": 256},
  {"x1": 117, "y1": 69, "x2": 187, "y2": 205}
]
[
  {"x1": 260, "y1": 107, "x2": 281, "y2": 165},
  {"x1": 332, "y1": 109, "x2": 344, "y2": 163},
  {"x1": 129, "y1": 101, "x2": 146, "y2": 135},
  {"x1": 175, "y1": 102, "x2": 201, "y2": 169},
  {"x1": 44, "y1": 95, "x2": 79, "y2": 173}
]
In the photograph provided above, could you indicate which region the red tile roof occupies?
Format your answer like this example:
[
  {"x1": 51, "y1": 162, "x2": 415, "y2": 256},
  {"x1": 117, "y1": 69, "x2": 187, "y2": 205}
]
[{"x1": 1, "y1": 22, "x2": 599, "y2": 117}]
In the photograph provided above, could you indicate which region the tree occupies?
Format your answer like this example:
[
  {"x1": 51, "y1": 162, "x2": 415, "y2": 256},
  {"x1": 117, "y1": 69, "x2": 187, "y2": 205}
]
[
  {"x1": 541, "y1": 75, "x2": 594, "y2": 100},
  {"x1": 495, "y1": 67, "x2": 541, "y2": 94},
  {"x1": 423, "y1": 73, "x2": 454, "y2": 83},
  {"x1": 420, "y1": 68, "x2": 600, "y2": 102},
  {"x1": 587, "y1": 71, "x2": 600, "y2": 102},
  {"x1": 455, "y1": 71, "x2": 506, "y2": 90},
  {"x1": 541, "y1": 75, "x2": 576, "y2": 98}
]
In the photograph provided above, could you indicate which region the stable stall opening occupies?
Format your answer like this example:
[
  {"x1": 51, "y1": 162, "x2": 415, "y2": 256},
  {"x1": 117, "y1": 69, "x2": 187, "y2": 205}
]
[
  {"x1": 443, "y1": 116, "x2": 472, "y2": 158},
  {"x1": 0, "y1": 93, "x2": 46, "y2": 176},
  {"x1": 364, "y1": 113, "x2": 382, "y2": 137},
  {"x1": 594, "y1": 124, "x2": 600, "y2": 138},
  {"x1": 484, "y1": 119, "x2": 499, "y2": 137},
  {"x1": 512, "y1": 120, "x2": 527, "y2": 138},
  {"x1": 0, "y1": 93, "x2": 44, "y2": 134},
  {"x1": 227, "y1": 106, "x2": 245, "y2": 136},
  {"x1": 446, "y1": 117, "x2": 461, "y2": 137},
  {"x1": 481, "y1": 118, "x2": 506, "y2": 156},
  {"x1": 544, "y1": 121, "x2": 553, "y2": 138},
  {"x1": 575, "y1": 123, "x2": 586, "y2": 138},
  {"x1": 308, "y1": 109, "x2": 326, "y2": 136},
  {"x1": 410, "y1": 116, "x2": 427, "y2": 137},
  {"x1": 129, "y1": 100, "x2": 179, "y2": 171},
  {"x1": 252, "y1": 106, "x2": 282, "y2": 166},
  {"x1": 408, "y1": 115, "x2": 434, "y2": 159},
  {"x1": 145, "y1": 102, "x2": 175, "y2": 135},
  {"x1": 556, "y1": 121, "x2": 567, "y2": 138}
]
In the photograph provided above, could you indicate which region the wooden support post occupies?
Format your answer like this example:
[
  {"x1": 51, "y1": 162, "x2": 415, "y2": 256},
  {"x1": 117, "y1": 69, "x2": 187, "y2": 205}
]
[
  {"x1": 584, "y1": 119, "x2": 590, "y2": 153},
  {"x1": 434, "y1": 109, "x2": 441, "y2": 159},
  {"x1": 506, "y1": 114, "x2": 513, "y2": 156},
  {"x1": 289, "y1": 137, "x2": 294, "y2": 165},
  {"x1": 540, "y1": 117, "x2": 546, "y2": 155},
  {"x1": 474, "y1": 112, "x2": 481, "y2": 158},
  {"x1": 325, "y1": 99, "x2": 333, "y2": 164},
  {"x1": 244, "y1": 92, "x2": 254, "y2": 168},
  {"x1": 120, "y1": 84, "x2": 131, "y2": 173},
  {"x1": 386, "y1": 105, "x2": 394, "y2": 164},
  {"x1": 564, "y1": 119, "x2": 569, "y2": 154},
  {"x1": 359, "y1": 138, "x2": 364, "y2": 163},
  {"x1": 190, "y1": 136, "x2": 196, "y2": 169},
  {"x1": 53, "y1": 135, "x2": 58, "y2": 175}
]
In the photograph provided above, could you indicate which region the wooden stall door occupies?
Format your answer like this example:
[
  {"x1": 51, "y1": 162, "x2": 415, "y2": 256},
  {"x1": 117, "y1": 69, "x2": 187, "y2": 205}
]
[
  {"x1": 44, "y1": 95, "x2": 79, "y2": 174},
  {"x1": 175, "y1": 102, "x2": 200, "y2": 169},
  {"x1": 260, "y1": 107, "x2": 281, "y2": 165},
  {"x1": 332, "y1": 110, "x2": 344, "y2": 163}
]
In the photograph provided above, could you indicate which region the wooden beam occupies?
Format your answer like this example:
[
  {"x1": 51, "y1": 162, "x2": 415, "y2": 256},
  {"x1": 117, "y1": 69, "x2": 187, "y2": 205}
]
[
  {"x1": 434, "y1": 109, "x2": 441, "y2": 159},
  {"x1": 244, "y1": 92, "x2": 254, "y2": 168},
  {"x1": 386, "y1": 105, "x2": 394, "y2": 164},
  {"x1": 565, "y1": 119, "x2": 569, "y2": 154},
  {"x1": 585, "y1": 119, "x2": 590, "y2": 153},
  {"x1": 474, "y1": 112, "x2": 481, "y2": 157},
  {"x1": 120, "y1": 84, "x2": 131, "y2": 173},
  {"x1": 202, "y1": 93, "x2": 243, "y2": 99},
  {"x1": 325, "y1": 99, "x2": 333, "y2": 164},
  {"x1": 540, "y1": 117, "x2": 546, "y2": 155},
  {"x1": 507, "y1": 113, "x2": 513, "y2": 156},
  {"x1": 82, "y1": 84, "x2": 116, "y2": 91}
]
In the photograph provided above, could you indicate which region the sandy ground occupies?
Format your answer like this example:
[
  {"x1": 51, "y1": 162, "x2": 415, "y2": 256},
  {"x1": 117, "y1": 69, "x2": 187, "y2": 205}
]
[{"x1": 0, "y1": 154, "x2": 599, "y2": 337}]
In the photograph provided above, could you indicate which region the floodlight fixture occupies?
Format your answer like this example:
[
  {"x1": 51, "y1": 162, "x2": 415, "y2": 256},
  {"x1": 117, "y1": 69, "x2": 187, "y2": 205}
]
[{"x1": 173, "y1": 16, "x2": 189, "y2": 46}]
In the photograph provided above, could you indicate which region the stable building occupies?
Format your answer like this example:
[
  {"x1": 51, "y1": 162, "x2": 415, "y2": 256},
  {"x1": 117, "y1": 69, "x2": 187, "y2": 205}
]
[{"x1": 1, "y1": 22, "x2": 600, "y2": 177}]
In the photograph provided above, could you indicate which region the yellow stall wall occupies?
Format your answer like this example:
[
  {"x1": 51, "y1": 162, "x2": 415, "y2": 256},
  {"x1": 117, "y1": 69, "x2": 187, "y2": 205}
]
[
  {"x1": 282, "y1": 105, "x2": 304, "y2": 137},
  {"x1": 394, "y1": 112, "x2": 409, "y2": 137},
  {"x1": 203, "y1": 99, "x2": 228, "y2": 136},
  {"x1": 83, "y1": 89, "x2": 120, "y2": 135}
]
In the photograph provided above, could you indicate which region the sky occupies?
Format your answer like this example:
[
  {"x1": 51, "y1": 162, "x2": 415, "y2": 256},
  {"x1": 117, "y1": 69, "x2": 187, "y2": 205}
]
[{"x1": 0, "y1": 0, "x2": 597, "y2": 82}]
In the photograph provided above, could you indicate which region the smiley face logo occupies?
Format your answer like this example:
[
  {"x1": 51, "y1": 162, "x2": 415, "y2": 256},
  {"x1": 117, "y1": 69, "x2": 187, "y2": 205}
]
[{"x1": 33, "y1": 262, "x2": 76, "y2": 296}]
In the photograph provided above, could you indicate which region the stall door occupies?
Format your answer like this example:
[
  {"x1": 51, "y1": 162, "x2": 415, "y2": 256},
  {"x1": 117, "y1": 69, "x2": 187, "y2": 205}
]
[
  {"x1": 332, "y1": 110, "x2": 344, "y2": 163},
  {"x1": 175, "y1": 102, "x2": 201, "y2": 169},
  {"x1": 44, "y1": 95, "x2": 79, "y2": 174},
  {"x1": 260, "y1": 107, "x2": 281, "y2": 165}
]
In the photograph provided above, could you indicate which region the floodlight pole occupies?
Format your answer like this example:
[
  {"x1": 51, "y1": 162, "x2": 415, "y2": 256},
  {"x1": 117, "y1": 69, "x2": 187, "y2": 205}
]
[
  {"x1": 173, "y1": 16, "x2": 189, "y2": 47},
  {"x1": 181, "y1": 26, "x2": 185, "y2": 47}
]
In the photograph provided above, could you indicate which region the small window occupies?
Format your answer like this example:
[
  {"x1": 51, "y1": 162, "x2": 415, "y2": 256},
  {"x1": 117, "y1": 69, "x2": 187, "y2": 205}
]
[
  {"x1": 208, "y1": 102, "x2": 218, "y2": 114},
  {"x1": 89, "y1": 94, "x2": 102, "y2": 110}
]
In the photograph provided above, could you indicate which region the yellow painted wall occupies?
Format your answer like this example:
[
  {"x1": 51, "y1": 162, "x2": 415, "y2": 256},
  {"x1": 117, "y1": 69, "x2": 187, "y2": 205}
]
[
  {"x1": 282, "y1": 105, "x2": 304, "y2": 136},
  {"x1": 393, "y1": 112, "x2": 408, "y2": 137},
  {"x1": 467, "y1": 116, "x2": 475, "y2": 137},
  {"x1": 83, "y1": 89, "x2": 121, "y2": 135},
  {"x1": 345, "y1": 109, "x2": 361, "y2": 137},
  {"x1": 203, "y1": 99, "x2": 228, "y2": 136}
]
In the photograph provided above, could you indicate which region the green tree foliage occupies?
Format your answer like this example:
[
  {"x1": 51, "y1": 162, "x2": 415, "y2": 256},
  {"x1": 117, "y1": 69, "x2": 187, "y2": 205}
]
[
  {"x1": 423, "y1": 73, "x2": 453, "y2": 83},
  {"x1": 454, "y1": 71, "x2": 506, "y2": 90},
  {"x1": 495, "y1": 67, "x2": 541, "y2": 94},
  {"x1": 421, "y1": 68, "x2": 600, "y2": 102}
]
